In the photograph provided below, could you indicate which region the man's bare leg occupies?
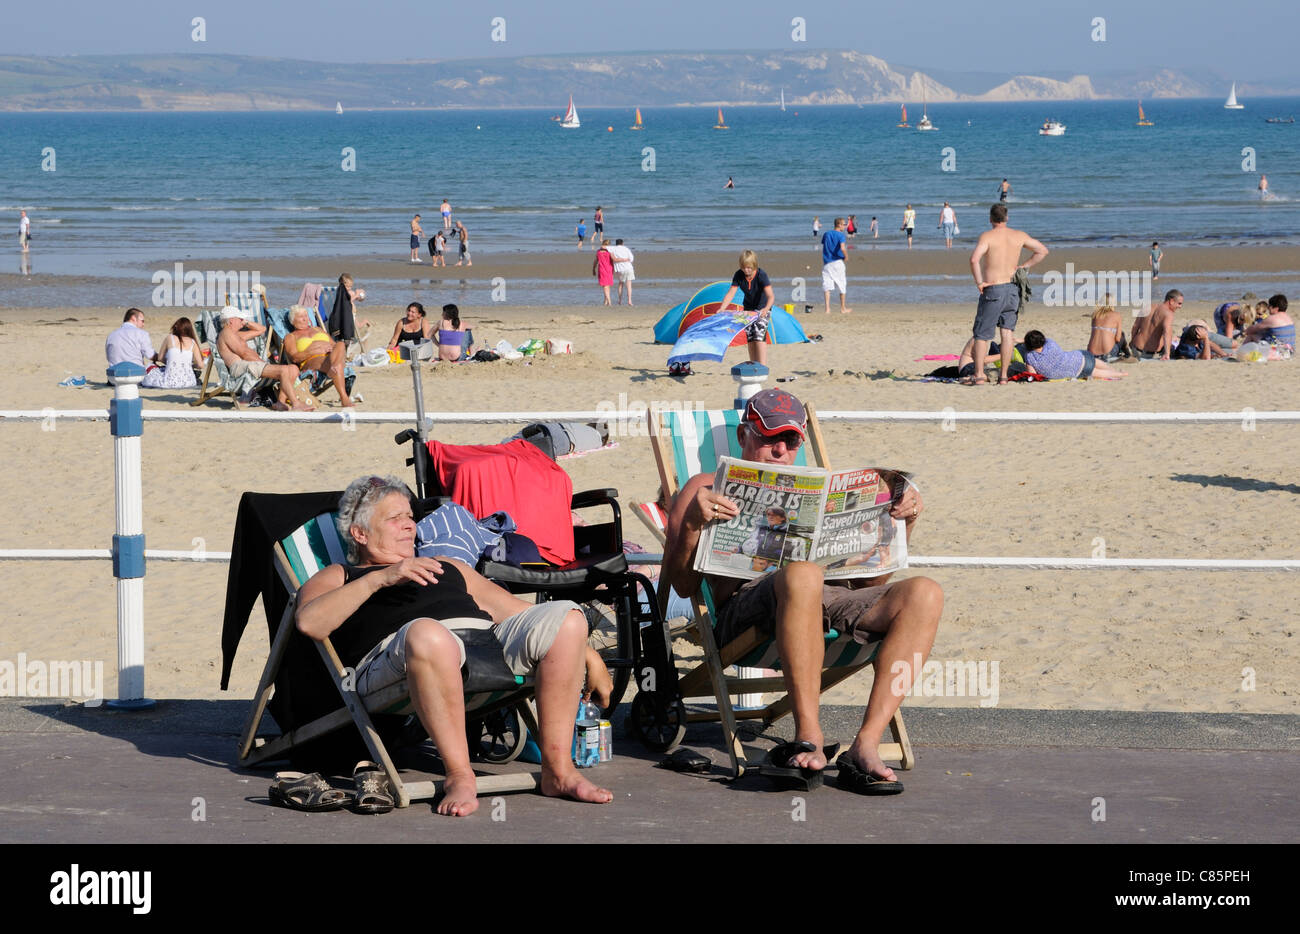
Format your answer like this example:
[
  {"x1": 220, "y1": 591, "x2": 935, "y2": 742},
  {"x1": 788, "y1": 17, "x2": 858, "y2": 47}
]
[
  {"x1": 747, "y1": 339, "x2": 767, "y2": 366},
  {"x1": 845, "y1": 577, "x2": 943, "y2": 780},
  {"x1": 967, "y1": 338, "x2": 990, "y2": 384},
  {"x1": 535, "y1": 610, "x2": 613, "y2": 803},
  {"x1": 402, "y1": 619, "x2": 480, "y2": 816},
  {"x1": 997, "y1": 327, "x2": 1014, "y2": 383},
  {"x1": 772, "y1": 562, "x2": 830, "y2": 769},
  {"x1": 625, "y1": 280, "x2": 632, "y2": 306},
  {"x1": 840, "y1": 293, "x2": 852, "y2": 314},
  {"x1": 824, "y1": 289, "x2": 833, "y2": 314}
]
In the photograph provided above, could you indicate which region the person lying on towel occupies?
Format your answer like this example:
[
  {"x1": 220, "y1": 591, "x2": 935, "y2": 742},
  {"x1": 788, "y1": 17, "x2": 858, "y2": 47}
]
[{"x1": 295, "y1": 475, "x2": 613, "y2": 816}]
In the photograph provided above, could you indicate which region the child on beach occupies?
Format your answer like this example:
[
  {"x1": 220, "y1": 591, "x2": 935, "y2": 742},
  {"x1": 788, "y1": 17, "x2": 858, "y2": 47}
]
[{"x1": 575, "y1": 218, "x2": 587, "y2": 250}]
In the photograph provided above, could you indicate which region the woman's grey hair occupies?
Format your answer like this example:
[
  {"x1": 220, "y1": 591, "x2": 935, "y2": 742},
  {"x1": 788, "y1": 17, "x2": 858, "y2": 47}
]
[{"x1": 337, "y1": 475, "x2": 414, "y2": 562}]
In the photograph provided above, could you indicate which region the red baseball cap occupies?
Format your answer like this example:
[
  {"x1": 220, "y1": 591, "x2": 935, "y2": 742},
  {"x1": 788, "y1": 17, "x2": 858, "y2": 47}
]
[{"x1": 743, "y1": 388, "x2": 807, "y2": 439}]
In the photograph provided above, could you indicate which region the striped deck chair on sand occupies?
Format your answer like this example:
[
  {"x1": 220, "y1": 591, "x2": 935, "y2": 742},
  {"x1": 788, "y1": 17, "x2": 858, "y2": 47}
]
[
  {"x1": 191, "y1": 306, "x2": 271, "y2": 407},
  {"x1": 264, "y1": 305, "x2": 359, "y2": 407},
  {"x1": 641, "y1": 405, "x2": 914, "y2": 778},
  {"x1": 237, "y1": 511, "x2": 541, "y2": 807}
]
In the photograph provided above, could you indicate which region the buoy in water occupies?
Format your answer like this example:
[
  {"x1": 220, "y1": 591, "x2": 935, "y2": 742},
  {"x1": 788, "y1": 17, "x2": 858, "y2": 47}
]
[{"x1": 607, "y1": 126, "x2": 613, "y2": 132}]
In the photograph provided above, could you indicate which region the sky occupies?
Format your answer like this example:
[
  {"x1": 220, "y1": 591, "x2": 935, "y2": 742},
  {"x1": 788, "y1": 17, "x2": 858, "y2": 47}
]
[{"x1": 4, "y1": 0, "x2": 1296, "y2": 80}]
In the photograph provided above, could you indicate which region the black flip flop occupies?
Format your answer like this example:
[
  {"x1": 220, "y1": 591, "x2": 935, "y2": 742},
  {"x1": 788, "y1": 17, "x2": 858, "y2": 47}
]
[
  {"x1": 834, "y1": 752, "x2": 904, "y2": 796},
  {"x1": 754, "y1": 740, "x2": 841, "y2": 792},
  {"x1": 269, "y1": 771, "x2": 351, "y2": 812}
]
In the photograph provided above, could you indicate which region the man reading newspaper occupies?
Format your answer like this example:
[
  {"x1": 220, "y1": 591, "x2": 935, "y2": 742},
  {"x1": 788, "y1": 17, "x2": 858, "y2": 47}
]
[{"x1": 660, "y1": 389, "x2": 942, "y2": 794}]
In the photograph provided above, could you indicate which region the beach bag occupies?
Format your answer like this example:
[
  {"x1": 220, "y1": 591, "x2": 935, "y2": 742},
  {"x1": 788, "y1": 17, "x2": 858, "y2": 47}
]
[{"x1": 545, "y1": 338, "x2": 573, "y2": 354}]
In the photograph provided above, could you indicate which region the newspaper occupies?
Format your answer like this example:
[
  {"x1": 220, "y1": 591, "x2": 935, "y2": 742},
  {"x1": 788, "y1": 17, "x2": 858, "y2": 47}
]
[{"x1": 693, "y1": 457, "x2": 910, "y2": 581}]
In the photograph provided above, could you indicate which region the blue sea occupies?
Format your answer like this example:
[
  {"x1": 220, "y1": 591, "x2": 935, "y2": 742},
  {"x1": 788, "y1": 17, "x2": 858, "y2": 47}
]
[{"x1": 2, "y1": 100, "x2": 1297, "y2": 306}]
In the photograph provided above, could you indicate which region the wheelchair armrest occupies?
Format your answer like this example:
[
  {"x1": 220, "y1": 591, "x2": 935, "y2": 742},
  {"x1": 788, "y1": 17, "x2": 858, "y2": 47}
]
[
  {"x1": 413, "y1": 495, "x2": 454, "y2": 519},
  {"x1": 571, "y1": 488, "x2": 619, "y2": 509}
]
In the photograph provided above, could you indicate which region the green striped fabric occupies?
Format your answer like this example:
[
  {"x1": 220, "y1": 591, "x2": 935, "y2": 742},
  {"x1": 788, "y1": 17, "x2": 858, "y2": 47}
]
[
  {"x1": 664, "y1": 407, "x2": 808, "y2": 482},
  {"x1": 280, "y1": 513, "x2": 347, "y2": 589}
]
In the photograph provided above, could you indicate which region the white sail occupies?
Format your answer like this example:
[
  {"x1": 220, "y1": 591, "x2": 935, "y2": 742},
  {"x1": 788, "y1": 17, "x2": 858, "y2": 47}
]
[
  {"x1": 1224, "y1": 82, "x2": 1244, "y2": 109},
  {"x1": 780, "y1": 88, "x2": 786, "y2": 111},
  {"x1": 561, "y1": 94, "x2": 580, "y2": 128},
  {"x1": 335, "y1": 101, "x2": 343, "y2": 115}
]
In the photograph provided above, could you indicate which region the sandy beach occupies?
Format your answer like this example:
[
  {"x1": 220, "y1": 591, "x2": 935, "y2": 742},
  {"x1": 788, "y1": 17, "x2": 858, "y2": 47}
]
[{"x1": 2, "y1": 263, "x2": 1296, "y2": 719}]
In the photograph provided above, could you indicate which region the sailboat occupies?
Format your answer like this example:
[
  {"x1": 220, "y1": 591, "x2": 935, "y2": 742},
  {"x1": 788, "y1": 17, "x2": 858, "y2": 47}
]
[
  {"x1": 896, "y1": 103, "x2": 910, "y2": 128},
  {"x1": 1224, "y1": 83, "x2": 1244, "y2": 110},
  {"x1": 560, "y1": 94, "x2": 580, "y2": 128},
  {"x1": 713, "y1": 107, "x2": 729, "y2": 129},
  {"x1": 1136, "y1": 101, "x2": 1153, "y2": 126},
  {"x1": 630, "y1": 107, "x2": 644, "y2": 130},
  {"x1": 917, "y1": 82, "x2": 936, "y2": 131},
  {"x1": 780, "y1": 88, "x2": 786, "y2": 111},
  {"x1": 335, "y1": 101, "x2": 343, "y2": 115}
]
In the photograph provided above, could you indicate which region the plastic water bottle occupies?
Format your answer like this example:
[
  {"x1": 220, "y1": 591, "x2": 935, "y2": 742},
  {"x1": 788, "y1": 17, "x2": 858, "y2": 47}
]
[{"x1": 572, "y1": 696, "x2": 601, "y2": 768}]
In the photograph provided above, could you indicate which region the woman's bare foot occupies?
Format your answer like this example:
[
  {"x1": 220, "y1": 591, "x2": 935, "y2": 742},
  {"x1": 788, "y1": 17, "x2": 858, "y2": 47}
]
[
  {"x1": 541, "y1": 770, "x2": 613, "y2": 804},
  {"x1": 436, "y1": 771, "x2": 480, "y2": 817}
]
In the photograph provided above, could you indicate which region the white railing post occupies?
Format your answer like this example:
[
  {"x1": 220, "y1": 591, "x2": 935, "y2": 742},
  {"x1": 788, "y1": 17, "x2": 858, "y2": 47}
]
[{"x1": 106, "y1": 362, "x2": 154, "y2": 710}]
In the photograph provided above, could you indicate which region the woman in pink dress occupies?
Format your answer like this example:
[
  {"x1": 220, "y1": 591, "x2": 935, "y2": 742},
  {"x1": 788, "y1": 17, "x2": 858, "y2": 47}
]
[{"x1": 593, "y1": 239, "x2": 614, "y2": 306}]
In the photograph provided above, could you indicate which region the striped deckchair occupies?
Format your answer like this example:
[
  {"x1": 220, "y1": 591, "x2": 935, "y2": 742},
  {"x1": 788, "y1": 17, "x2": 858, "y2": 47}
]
[
  {"x1": 237, "y1": 511, "x2": 540, "y2": 807},
  {"x1": 645, "y1": 405, "x2": 914, "y2": 778},
  {"x1": 264, "y1": 306, "x2": 357, "y2": 407},
  {"x1": 190, "y1": 306, "x2": 271, "y2": 407}
]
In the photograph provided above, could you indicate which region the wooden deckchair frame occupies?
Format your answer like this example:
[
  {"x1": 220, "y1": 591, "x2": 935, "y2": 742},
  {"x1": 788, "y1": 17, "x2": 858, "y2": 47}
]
[
  {"x1": 644, "y1": 404, "x2": 914, "y2": 778},
  {"x1": 236, "y1": 519, "x2": 541, "y2": 807}
]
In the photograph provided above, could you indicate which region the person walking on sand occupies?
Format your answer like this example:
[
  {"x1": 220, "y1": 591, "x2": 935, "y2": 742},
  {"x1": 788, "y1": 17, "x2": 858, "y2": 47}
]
[
  {"x1": 19, "y1": 210, "x2": 30, "y2": 252},
  {"x1": 902, "y1": 204, "x2": 916, "y2": 248},
  {"x1": 454, "y1": 222, "x2": 472, "y2": 267},
  {"x1": 593, "y1": 239, "x2": 614, "y2": 305},
  {"x1": 967, "y1": 203, "x2": 1049, "y2": 384},
  {"x1": 609, "y1": 238, "x2": 635, "y2": 306},
  {"x1": 575, "y1": 218, "x2": 587, "y2": 251},
  {"x1": 999, "y1": 178, "x2": 1012, "y2": 202},
  {"x1": 409, "y1": 214, "x2": 425, "y2": 263},
  {"x1": 821, "y1": 217, "x2": 852, "y2": 315},
  {"x1": 440, "y1": 199, "x2": 452, "y2": 229},
  {"x1": 939, "y1": 202, "x2": 957, "y2": 249},
  {"x1": 430, "y1": 229, "x2": 447, "y2": 267},
  {"x1": 1149, "y1": 241, "x2": 1163, "y2": 281}
]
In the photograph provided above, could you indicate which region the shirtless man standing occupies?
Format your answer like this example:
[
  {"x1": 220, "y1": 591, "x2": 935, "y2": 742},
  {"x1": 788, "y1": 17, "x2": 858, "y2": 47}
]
[
  {"x1": 216, "y1": 307, "x2": 309, "y2": 410},
  {"x1": 409, "y1": 214, "x2": 424, "y2": 263},
  {"x1": 1130, "y1": 289, "x2": 1183, "y2": 360},
  {"x1": 967, "y1": 203, "x2": 1049, "y2": 384}
]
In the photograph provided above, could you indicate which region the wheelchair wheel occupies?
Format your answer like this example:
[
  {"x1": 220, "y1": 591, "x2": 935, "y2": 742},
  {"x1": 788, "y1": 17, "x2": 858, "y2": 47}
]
[
  {"x1": 628, "y1": 692, "x2": 686, "y2": 753},
  {"x1": 469, "y1": 706, "x2": 527, "y2": 763}
]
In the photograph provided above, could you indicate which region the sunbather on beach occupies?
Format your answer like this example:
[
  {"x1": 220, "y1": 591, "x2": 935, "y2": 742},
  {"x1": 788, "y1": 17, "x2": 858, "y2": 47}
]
[
  {"x1": 1086, "y1": 304, "x2": 1129, "y2": 362},
  {"x1": 1244, "y1": 294, "x2": 1294, "y2": 347},
  {"x1": 388, "y1": 302, "x2": 431, "y2": 348},
  {"x1": 295, "y1": 475, "x2": 613, "y2": 815},
  {"x1": 1129, "y1": 289, "x2": 1182, "y2": 359},
  {"x1": 1022, "y1": 330, "x2": 1126, "y2": 378},
  {"x1": 216, "y1": 306, "x2": 309, "y2": 410},
  {"x1": 1171, "y1": 320, "x2": 1230, "y2": 359},
  {"x1": 1212, "y1": 298, "x2": 1254, "y2": 350},
  {"x1": 438, "y1": 303, "x2": 473, "y2": 361},
  {"x1": 660, "y1": 389, "x2": 942, "y2": 794},
  {"x1": 286, "y1": 306, "x2": 355, "y2": 406}
]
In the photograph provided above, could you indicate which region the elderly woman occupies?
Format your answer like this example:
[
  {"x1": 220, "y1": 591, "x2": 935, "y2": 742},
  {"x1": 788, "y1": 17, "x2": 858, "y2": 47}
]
[
  {"x1": 285, "y1": 305, "x2": 354, "y2": 407},
  {"x1": 295, "y1": 475, "x2": 613, "y2": 817}
]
